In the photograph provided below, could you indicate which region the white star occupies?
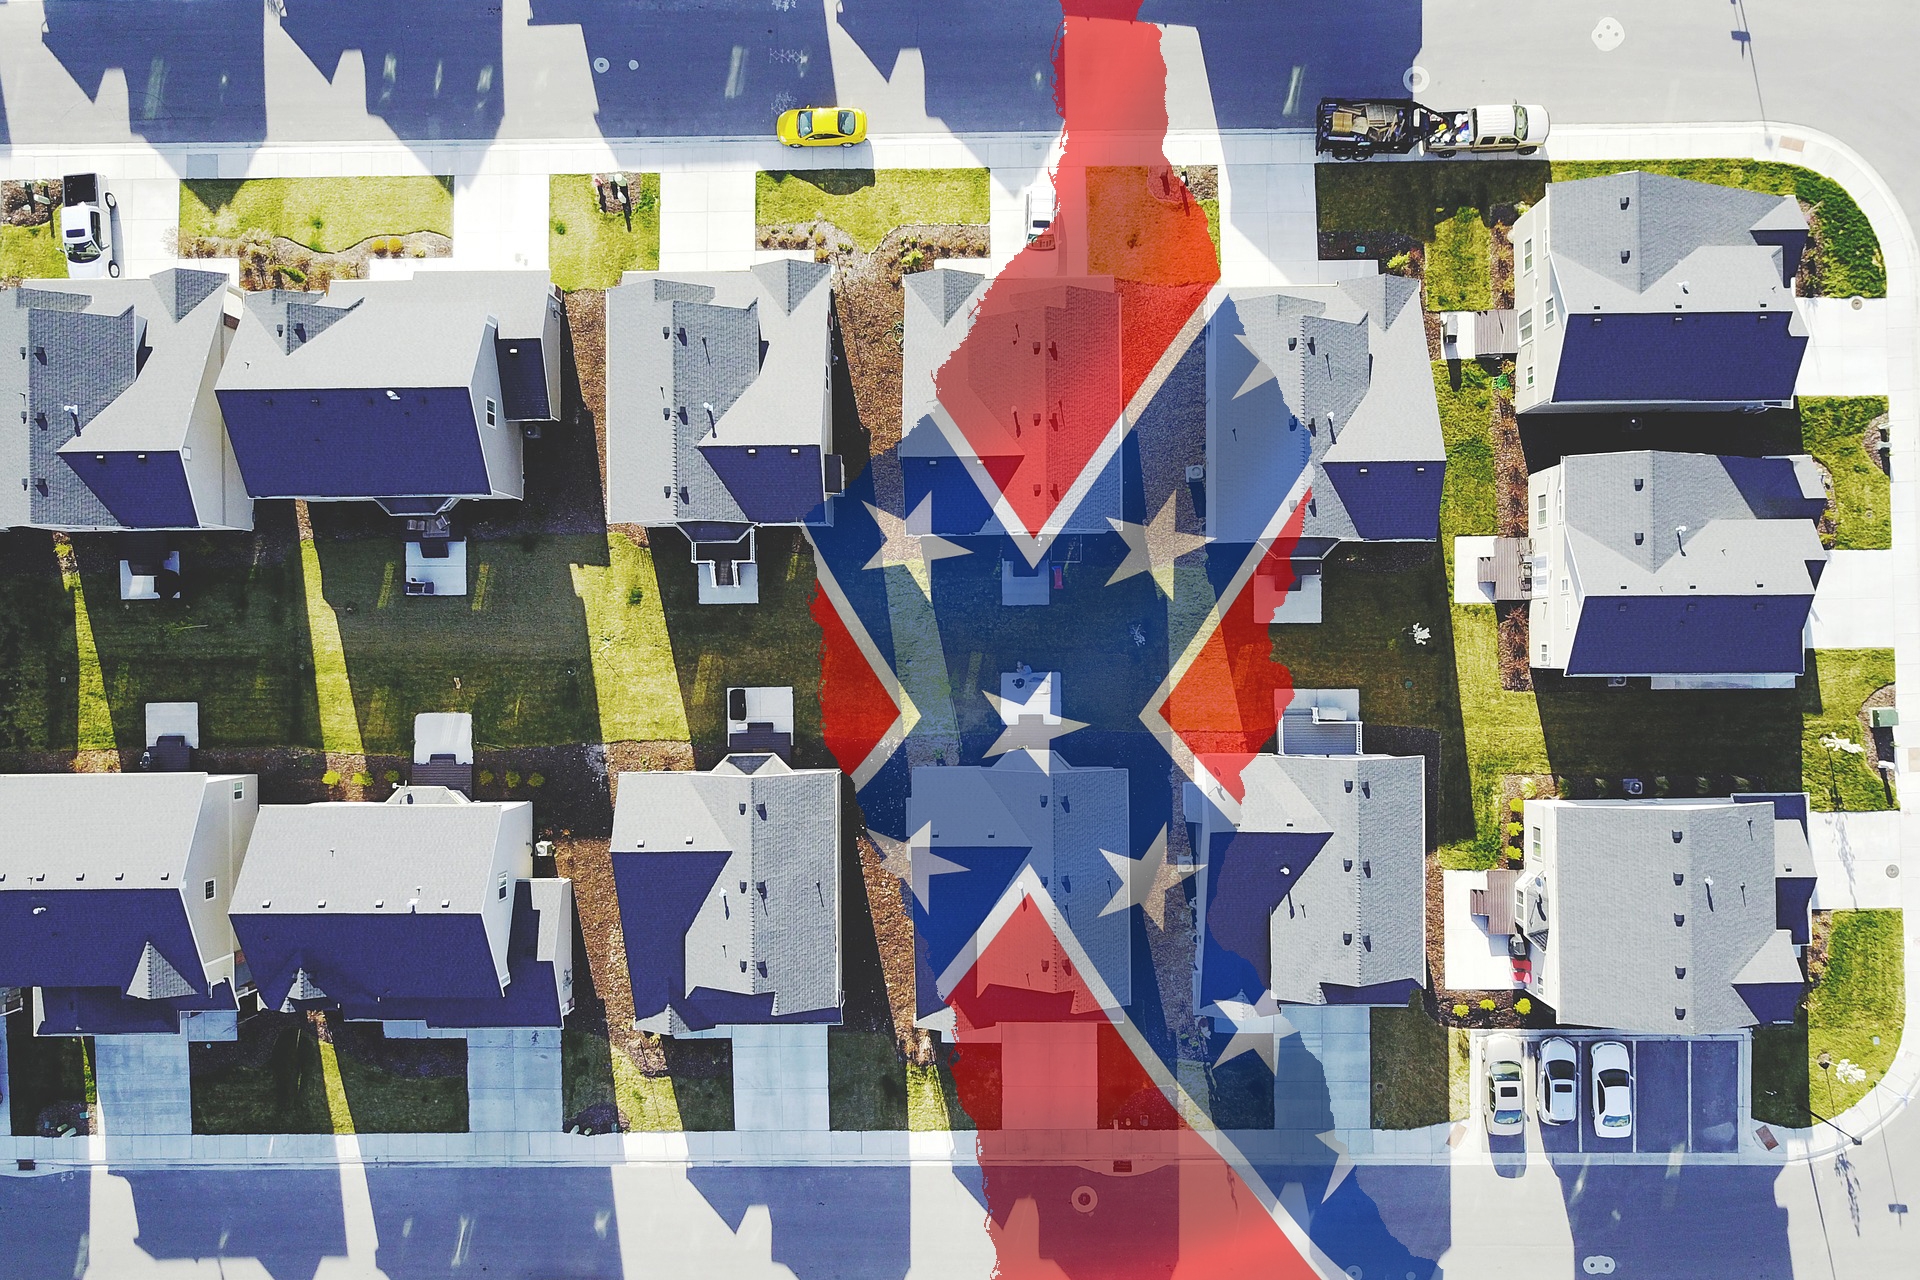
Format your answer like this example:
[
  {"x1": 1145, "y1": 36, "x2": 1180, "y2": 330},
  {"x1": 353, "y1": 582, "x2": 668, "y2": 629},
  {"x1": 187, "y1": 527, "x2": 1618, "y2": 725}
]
[
  {"x1": 1232, "y1": 331, "x2": 1277, "y2": 398},
  {"x1": 905, "y1": 822, "x2": 967, "y2": 911},
  {"x1": 1318, "y1": 1131, "x2": 1354, "y2": 1202},
  {"x1": 1209, "y1": 994, "x2": 1298, "y2": 1073},
  {"x1": 1099, "y1": 825, "x2": 1197, "y2": 930},
  {"x1": 863, "y1": 495, "x2": 969, "y2": 598},
  {"x1": 981, "y1": 692, "x2": 1088, "y2": 760},
  {"x1": 1107, "y1": 494, "x2": 1207, "y2": 599},
  {"x1": 870, "y1": 830, "x2": 912, "y2": 882}
]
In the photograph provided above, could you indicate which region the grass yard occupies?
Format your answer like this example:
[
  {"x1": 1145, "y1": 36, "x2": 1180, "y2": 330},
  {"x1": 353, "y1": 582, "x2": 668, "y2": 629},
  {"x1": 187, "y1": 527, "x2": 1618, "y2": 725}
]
[
  {"x1": 756, "y1": 169, "x2": 989, "y2": 252},
  {"x1": 907, "y1": 1057, "x2": 976, "y2": 1131},
  {"x1": 1800, "y1": 396, "x2": 1891, "y2": 550},
  {"x1": 829, "y1": 1029, "x2": 909, "y2": 1130},
  {"x1": 1424, "y1": 208, "x2": 1493, "y2": 312},
  {"x1": 1550, "y1": 160, "x2": 1885, "y2": 298},
  {"x1": 0, "y1": 223, "x2": 67, "y2": 280},
  {"x1": 190, "y1": 1015, "x2": 467, "y2": 1135},
  {"x1": 1370, "y1": 996, "x2": 1451, "y2": 1129},
  {"x1": 1199, "y1": 197, "x2": 1221, "y2": 263},
  {"x1": 562, "y1": 1026, "x2": 733, "y2": 1131},
  {"x1": 1206, "y1": 1052, "x2": 1273, "y2": 1129},
  {"x1": 1316, "y1": 162, "x2": 1549, "y2": 243},
  {"x1": 180, "y1": 176, "x2": 455, "y2": 254},
  {"x1": 1755, "y1": 909, "x2": 1904, "y2": 1126},
  {"x1": 549, "y1": 173, "x2": 660, "y2": 292},
  {"x1": 6, "y1": 1013, "x2": 93, "y2": 1136},
  {"x1": 1448, "y1": 1027, "x2": 1471, "y2": 1121},
  {"x1": 1804, "y1": 649, "x2": 1898, "y2": 811}
]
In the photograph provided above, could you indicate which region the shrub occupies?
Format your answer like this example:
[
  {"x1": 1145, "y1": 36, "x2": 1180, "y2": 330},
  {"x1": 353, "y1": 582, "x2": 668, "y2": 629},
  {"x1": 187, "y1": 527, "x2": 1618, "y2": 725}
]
[
  {"x1": 553, "y1": 220, "x2": 568, "y2": 236},
  {"x1": 1385, "y1": 250, "x2": 1412, "y2": 273},
  {"x1": 322, "y1": 769, "x2": 341, "y2": 786},
  {"x1": 627, "y1": 586, "x2": 645, "y2": 605},
  {"x1": 1508, "y1": 797, "x2": 1524, "y2": 814},
  {"x1": 389, "y1": 237, "x2": 406, "y2": 255},
  {"x1": 1504, "y1": 821, "x2": 1523, "y2": 839},
  {"x1": 1515, "y1": 997, "x2": 1532, "y2": 1015},
  {"x1": 505, "y1": 770, "x2": 523, "y2": 790},
  {"x1": 1478, "y1": 998, "x2": 1497, "y2": 1013},
  {"x1": 900, "y1": 247, "x2": 928, "y2": 273},
  {"x1": 528, "y1": 773, "x2": 545, "y2": 788},
  {"x1": 383, "y1": 769, "x2": 401, "y2": 784},
  {"x1": 478, "y1": 769, "x2": 495, "y2": 787},
  {"x1": 372, "y1": 239, "x2": 388, "y2": 257},
  {"x1": 351, "y1": 771, "x2": 373, "y2": 787},
  {"x1": 1452, "y1": 1003, "x2": 1469, "y2": 1019}
]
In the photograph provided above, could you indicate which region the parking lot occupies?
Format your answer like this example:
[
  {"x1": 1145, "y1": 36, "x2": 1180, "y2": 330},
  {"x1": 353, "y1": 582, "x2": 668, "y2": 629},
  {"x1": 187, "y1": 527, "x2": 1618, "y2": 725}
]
[{"x1": 1482, "y1": 1033, "x2": 1744, "y2": 1156}]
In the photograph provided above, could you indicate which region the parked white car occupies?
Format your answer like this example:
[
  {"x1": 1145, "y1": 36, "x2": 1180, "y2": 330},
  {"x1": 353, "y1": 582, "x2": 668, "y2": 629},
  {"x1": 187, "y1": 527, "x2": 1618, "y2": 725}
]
[
  {"x1": 1590, "y1": 1040, "x2": 1633, "y2": 1139},
  {"x1": 1484, "y1": 1032, "x2": 1526, "y2": 1136},
  {"x1": 1026, "y1": 181, "x2": 1056, "y2": 248},
  {"x1": 60, "y1": 172, "x2": 118, "y2": 278},
  {"x1": 1537, "y1": 1036, "x2": 1578, "y2": 1125}
]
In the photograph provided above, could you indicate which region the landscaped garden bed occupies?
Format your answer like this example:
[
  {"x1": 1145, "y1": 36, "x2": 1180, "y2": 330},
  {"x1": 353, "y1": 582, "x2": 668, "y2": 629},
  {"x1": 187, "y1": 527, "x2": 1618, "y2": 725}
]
[{"x1": 176, "y1": 175, "x2": 455, "y2": 289}]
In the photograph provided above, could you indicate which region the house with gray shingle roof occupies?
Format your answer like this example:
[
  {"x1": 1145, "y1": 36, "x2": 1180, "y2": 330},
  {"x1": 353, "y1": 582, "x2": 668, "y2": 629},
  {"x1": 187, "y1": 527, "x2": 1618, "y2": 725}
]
[
  {"x1": 610, "y1": 753, "x2": 842, "y2": 1033},
  {"x1": 1197, "y1": 728, "x2": 1427, "y2": 1015},
  {"x1": 1512, "y1": 171, "x2": 1809, "y2": 413},
  {"x1": 215, "y1": 271, "x2": 563, "y2": 515},
  {"x1": 1528, "y1": 449, "x2": 1828, "y2": 685},
  {"x1": 229, "y1": 788, "x2": 573, "y2": 1031},
  {"x1": 605, "y1": 261, "x2": 838, "y2": 603},
  {"x1": 1517, "y1": 795, "x2": 1810, "y2": 1033},
  {"x1": 1, "y1": 270, "x2": 251, "y2": 533},
  {"x1": 0, "y1": 772, "x2": 258, "y2": 1037}
]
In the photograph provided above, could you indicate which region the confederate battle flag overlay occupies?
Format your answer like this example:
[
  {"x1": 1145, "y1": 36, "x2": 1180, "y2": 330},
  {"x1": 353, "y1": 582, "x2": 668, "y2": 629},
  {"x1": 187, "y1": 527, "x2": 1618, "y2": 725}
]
[{"x1": 807, "y1": 4, "x2": 1436, "y2": 1277}]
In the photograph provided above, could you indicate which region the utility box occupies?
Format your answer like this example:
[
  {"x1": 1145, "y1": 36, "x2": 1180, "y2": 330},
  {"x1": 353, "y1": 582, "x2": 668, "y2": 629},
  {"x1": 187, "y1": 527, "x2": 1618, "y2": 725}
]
[{"x1": 1871, "y1": 707, "x2": 1900, "y2": 729}]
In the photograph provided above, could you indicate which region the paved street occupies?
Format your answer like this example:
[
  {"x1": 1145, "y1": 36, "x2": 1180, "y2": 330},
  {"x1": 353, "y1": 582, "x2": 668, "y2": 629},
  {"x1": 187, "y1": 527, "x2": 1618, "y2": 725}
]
[{"x1": 3, "y1": 2, "x2": 1920, "y2": 1278}]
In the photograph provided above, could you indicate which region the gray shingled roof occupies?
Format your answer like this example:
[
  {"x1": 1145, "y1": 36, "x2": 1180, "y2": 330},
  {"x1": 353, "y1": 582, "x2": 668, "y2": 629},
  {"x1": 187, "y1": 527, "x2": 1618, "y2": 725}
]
[
  {"x1": 0, "y1": 772, "x2": 242, "y2": 888},
  {"x1": 605, "y1": 263, "x2": 832, "y2": 525},
  {"x1": 1543, "y1": 171, "x2": 1804, "y2": 315},
  {"x1": 220, "y1": 271, "x2": 554, "y2": 392},
  {"x1": 236, "y1": 791, "x2": 527, "y2": 915},
  {"x1": 1533, "y1": 800, "x2": 1790, "y2": 1032},
  {"x1": 906, "y1": 750, "x2": 1131, "y2": 1008},
  {"x1": 1235, "y1": 752, "x2": 1425, "y2": 1004},
  {"x1": 1, "y1": 270, "x2": 229, "y2": 528},
  {"x1": 610, "y1": 753, "x2": 840, "y2": 1021},
  {"x1": 900, "y1": 267, "x2": 992, "y2": 461},
  {"x1": 1560, "y1": 450, "x2": 1827, "y2": 598},
  {"x1": 1211, "y1": 275, "x2": 1441, "y2": 543}
]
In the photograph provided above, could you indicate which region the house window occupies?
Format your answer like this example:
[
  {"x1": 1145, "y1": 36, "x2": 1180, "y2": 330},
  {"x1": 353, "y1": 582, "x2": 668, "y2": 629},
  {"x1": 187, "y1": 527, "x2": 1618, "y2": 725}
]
[
  {"x1": 1545, "y1": 294, "x2": 1557, "y2": 328},
  {"x1": 497, "y1": 872, "x2": 509, "y2": 901},
  {"x1": 1536, "y1": 492, "x2": 1547, "y2": 523},
  {"x1": 1525, "y1": 363, "x2": 1536, "y2": 388},
  {"x1": 204, "y1": 878, "x2": 216, "y2": 901},
  {"x1": 485, "y1": 397, "x2": 497, "y2": 427},
  {"x1": 1523, "y1": 237, "x2": 1534, "y2": 273},
  {"x1": 1538, "y1": 643, "x2": 1549, "y2": 664},
  {"x1": 1529, "y1": 827, "x2": 1541, "y2": 857},
  {"x1": 232, "y1": 781, "x2": 245, "y2": 800},
  {"x1": 1519, "y1": 309, "x2": 1534, "y2": 344}
]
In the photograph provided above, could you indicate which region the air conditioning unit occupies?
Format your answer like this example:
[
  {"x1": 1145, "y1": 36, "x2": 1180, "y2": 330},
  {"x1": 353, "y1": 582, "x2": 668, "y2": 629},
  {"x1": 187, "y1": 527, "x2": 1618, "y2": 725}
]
[{"x1": 522, "y1": 421, "x2": 543, "y2": 440}]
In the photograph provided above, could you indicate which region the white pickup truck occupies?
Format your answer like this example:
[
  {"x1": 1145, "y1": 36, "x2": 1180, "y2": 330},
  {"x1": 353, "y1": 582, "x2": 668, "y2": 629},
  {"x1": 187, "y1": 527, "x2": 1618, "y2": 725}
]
[
  {"x1": 60, "y1": 172, "x2": 118, "y2": 278},
  {"x1": 1422, "y1": 103, "x2": 1550, "y2": 157},
  {"x1": 1316, "y1": 98, "x2": 1549, "y2": 160}
]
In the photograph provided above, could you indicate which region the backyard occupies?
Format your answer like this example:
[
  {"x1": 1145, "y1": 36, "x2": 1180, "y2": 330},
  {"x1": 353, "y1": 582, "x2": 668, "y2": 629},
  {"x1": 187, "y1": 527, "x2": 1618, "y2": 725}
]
[
  {"x1": 180, "y1": 176, "x2": 455, "y2": 253},
  {"x1": 549, "y1": 173, "x2": 660, "y2": 292},
  {"x1": 1754, "y1": 909, "x2": 1905, "y2": 1126}
]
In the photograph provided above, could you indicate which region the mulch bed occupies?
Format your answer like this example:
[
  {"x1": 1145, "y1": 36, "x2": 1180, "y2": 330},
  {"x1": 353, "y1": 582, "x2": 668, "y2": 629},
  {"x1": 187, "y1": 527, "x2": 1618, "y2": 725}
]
[
  {"x1": 1419, "y1": 854, "x2": 1559, "y2": 1031},
  {"x1": 1490, "y1": 219, "x2": 1515, "y2": 311},
  {"x1": 1496, "y1": 603, "x2": 1533, "y2": 692},
  {"x1": 856, "y1": 832, "x2": 926, "y2": 1060},
  {"x1": 756, "y1": 220, "x2": 988, "y2": 462},
  {"x1": 179, "y1": 229, "x2": 452, "y2": 290},
  {"x1": 1492, "y1": 379, "x2": 1527, "y2": 536}
]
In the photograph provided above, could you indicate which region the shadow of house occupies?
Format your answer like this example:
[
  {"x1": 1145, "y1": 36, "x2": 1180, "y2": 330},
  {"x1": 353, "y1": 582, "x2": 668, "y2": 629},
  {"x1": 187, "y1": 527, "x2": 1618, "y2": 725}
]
[
  {"x1": 42, "y1": 0, "x2": 266, "y2": 144},
  {"x1": 0, "y1": 531, "x2": 79, "y2": 752},
  {"x1": 0, "y1": 1152, "x2": 87, "y2": 1275},
  {"x1": 1533, "y1": 675, "x2": 1803, "y2": 793},
  {"x1": 1519, "y1": 406, "x2": 1805, "y2": 474},
  {"x1": 1554, "y1": 1163, "x2": 1794, "y2": 1279},
  {"x1": 687, "y1": 1167, "x2": 911, "y2": 1280},
  {"x1": 121, "y1": 1169, "x2": 347, "y2": 1279},
  {"x1": 531, "y1": 0, "x2": 838, "y2": 138},
  {"x1": 282, "y1": 2, "x2": 504, "y2": 145},
  {"x1": 367, "y1": 1166, "x2": 625, "y2": 1280}
]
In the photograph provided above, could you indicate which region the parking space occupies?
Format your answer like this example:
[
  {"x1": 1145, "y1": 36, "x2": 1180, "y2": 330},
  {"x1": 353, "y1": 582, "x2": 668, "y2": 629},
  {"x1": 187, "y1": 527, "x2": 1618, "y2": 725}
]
[{"x1": 1500, "y1": 1033, "x2": 1744, "y2": 1156}]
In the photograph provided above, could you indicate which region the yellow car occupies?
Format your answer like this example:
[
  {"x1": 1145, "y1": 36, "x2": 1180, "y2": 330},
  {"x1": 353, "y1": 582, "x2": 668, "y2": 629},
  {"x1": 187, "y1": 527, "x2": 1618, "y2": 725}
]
[{"x1": 777, "y1": 107, "x2": 867, "y2": 147}]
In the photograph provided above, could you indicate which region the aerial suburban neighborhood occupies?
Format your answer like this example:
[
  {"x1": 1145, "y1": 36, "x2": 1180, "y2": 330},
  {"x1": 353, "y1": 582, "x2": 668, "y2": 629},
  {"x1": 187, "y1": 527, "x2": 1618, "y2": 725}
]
[{"x1": 0, "y1": 4, "x2": 1915, "y2": 1279}]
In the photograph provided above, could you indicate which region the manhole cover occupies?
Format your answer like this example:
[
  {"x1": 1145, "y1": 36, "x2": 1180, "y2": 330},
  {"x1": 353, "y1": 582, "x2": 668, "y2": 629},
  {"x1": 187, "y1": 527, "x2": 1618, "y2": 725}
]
[
  {"x1": 592, "y1": 56, "x2": 610, "y2": 73},
  {"x1": 1591, "y1": 18, "x2": 1625, "y2": 52},
  {"x1": 1888, "y1": 863, "x2": 1901, "y2": 877},
  {"x1": 1402, "y1": 66, "x2": 1430, "y2": 94},
  {"x1": 628, "y1": 59, "x2": 639, "y2": 71},
  {"x1": 1070, "y1": 1185, "x2": 1098, "y2": 1214}
]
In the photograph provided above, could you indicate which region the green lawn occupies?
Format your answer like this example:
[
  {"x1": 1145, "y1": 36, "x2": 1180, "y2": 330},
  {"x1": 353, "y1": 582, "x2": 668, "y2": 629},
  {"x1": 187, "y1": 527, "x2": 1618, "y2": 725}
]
[
  {"x1": 1800, "y1": 396, "x2": 1891, "y2": 550},
  {"x1": 907, "y1": 1057, "x2": 976, "y2": 1131},
  {"x1": 6, "y1": 1013, "x2": 92, "y2": 1136},
  {"x1": 0, "y1": 223, "x2": 68, "y2": 280},
  {"x1": 1424, "y1": 207, "x2": 1493, "y2": 312},
  {"x1": 180, "y1": 176, "x2": 455, "y2": 253},
  {"x1": 1804, "y1": 650, "x2": 1898, "y2": 811},
  {"x1": 1370, "y1": 996, "x2": 1450, "y2": 1129},
  {"x1": 550, "y1": 173, "x2": 660, "y2": 292},
  {"x1": 190, "y1": 1016, "x2": 467, "y2": 1134},
  {"x1": 756, "y1": 169, "x2": 989, "y2": 251},
  {"x1": 1755, "y1": 910, "x2": 1904, "y2": 1126},
  {"x1": 829, "y1": 1029, "x2": 908, "y2": 1130},
  {"x1": 1550, "y1": 160, "x2": 1885, "y2": 298},
  {"x1": 1316, "y1": 162, "x2": 1549, "y2": 242},
  {"x1": 561, "y1": 1026, "x2": 733, "y2": 1131},
  {"x1": 1199, "y1": 196, "x2": 1221, "y2": 264}
]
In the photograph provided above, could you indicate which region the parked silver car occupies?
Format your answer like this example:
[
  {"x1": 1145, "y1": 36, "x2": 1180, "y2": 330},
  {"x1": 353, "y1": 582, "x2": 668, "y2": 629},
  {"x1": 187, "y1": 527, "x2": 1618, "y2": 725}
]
[
  {"x1": 1484, "y1": 1032, "x2": 1525, "y2": 1136},
  {"x1": 1590, "y1": 1040, "x2": 1634, "y2": 1139},
  {"x1": 1537, "y1": 1036, "x2": 1578, "y2": 1125}
]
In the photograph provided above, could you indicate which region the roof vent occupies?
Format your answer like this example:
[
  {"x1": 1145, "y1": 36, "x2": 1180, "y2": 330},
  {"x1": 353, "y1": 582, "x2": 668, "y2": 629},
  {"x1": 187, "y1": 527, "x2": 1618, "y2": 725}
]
[
  {"x1": 317, "y1": 899, "x2": 327, "y2": 908},
  {"x1": 1675, "y1": 966, "x2": 1686, "y2": 978},
  {"x1": 374, "y1": 899, "x2": 384, "y2": 909},
  {"x1": 1674, "y1": 913, "x2": 1686, "y2": 926},
  {"x1": 1620, "y1": 195, "x2": 1630, "y2": 210},
  {"x1": 1679, "y1": 281, "x2": 1691, "y2": 294},
  {"x1": 441, "y1": 899, "x2": 451, "y2": 908},
  {"x1": 1672, "y1": 830, "x2": 1684, "y2": 842},
  {"x1": 1675, "y1": 1007, "x2": 1686, "y2": 1020},
  {"x1": 1343, "y1": 859, "x2": 1353, "y2": 872},
  {"x1": 385, "y1": 390, "x2": 400, "y2": 401},
  {"x1": 260, "y1": 899, "x2": 271, "y2": 908},
  {"x1": 1620, "y1": 249, "x2": 1631, "y2": 264},
  {"x1": 1673, "y1": 872, "x2": 1684, "y2": 885}
]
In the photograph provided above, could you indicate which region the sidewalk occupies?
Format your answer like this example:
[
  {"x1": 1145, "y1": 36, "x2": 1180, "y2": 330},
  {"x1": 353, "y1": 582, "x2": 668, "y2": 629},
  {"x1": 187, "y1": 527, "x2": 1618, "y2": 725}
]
[
  {"x1": 1809, "y1": 549, "x2": 1899, "y2": 649},
  {"x1": 1808, "y1": 809, "x2": 1905, "y2": 909}
]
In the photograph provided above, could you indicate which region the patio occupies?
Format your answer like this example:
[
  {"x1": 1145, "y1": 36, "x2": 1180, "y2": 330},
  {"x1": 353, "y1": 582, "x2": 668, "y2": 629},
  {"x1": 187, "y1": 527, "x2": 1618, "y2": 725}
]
[{"x1": 1441, "y1": 869, "x2": 1525, "y2": 991}]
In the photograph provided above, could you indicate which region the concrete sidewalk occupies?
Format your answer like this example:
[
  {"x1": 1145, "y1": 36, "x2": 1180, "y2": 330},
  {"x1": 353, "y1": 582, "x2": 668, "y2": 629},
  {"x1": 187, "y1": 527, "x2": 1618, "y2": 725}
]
[
  {"x1": 1809, "y1": 549, "x2": 1899, "y2": 649},
  {"x1": 1798, "y1": 296, "x2": 1890, "y2": 396},
  {"x1": 1808, "y1": 809, "x2": 1905, "y2": 909}
]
